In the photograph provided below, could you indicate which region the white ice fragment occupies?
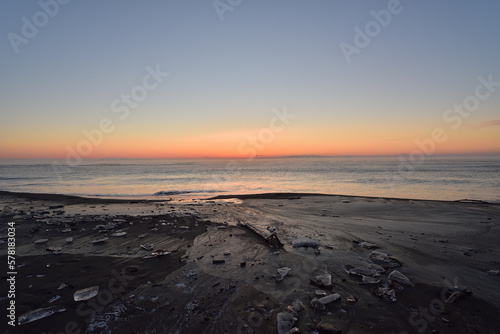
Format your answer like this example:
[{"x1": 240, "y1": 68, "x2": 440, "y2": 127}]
[
  {"x1": 18, "y1": 306, "x2": 66, "y2": 325},
  {"x1": 74, "y1": 286, "x2": 99, "y2": 301}
]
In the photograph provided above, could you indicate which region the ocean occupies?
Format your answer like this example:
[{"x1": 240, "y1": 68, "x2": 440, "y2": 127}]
[{"x1": 0, "y1": 156, "x2": 499, "y2": 203}]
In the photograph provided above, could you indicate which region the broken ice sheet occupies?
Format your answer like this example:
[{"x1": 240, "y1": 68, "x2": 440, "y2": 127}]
[
  {"x1": 92, "y1": 237, "x2": 108, "y2": 244},
  {"x1": 18, "y1": 306, "x2": 66, "y2": 325},
  {"x1": 388, "y1": 270, "x2": 412, "y2": 286},
  {"x1": 140, "y1": 244, "x2": 154, "y2": 251},
  {"x1": 48, "y1": 295, "x2": 61, "y2": 303},
  {"x1": 74, "y1": 286, "x2": 99, "y2": 301},
  {"x1": 369, "y1": 250, "x2": 402, "y2": 268},
  {"x1": 362, "y1": 276, "x2": 381, "y2": 284},
  {"x1": 275, "y1": 267, "x2": 291, "y2": 281}
]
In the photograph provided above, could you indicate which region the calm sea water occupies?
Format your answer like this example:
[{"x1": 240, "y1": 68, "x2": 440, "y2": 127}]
[{"x1": 0, "y1": 156, "x2": 499, "y2": 203}]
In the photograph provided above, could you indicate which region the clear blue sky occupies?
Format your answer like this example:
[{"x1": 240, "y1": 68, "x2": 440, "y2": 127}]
[{"x1": 1, "y1": 0, "x2": 499, "y2": 158}]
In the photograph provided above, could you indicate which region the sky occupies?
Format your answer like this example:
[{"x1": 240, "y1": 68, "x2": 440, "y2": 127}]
[{"x1": 1, "y1": 0, "x2": 499, "y2": 159}]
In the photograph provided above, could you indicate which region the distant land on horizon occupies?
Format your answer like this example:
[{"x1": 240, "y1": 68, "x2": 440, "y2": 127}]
[{"x1": 1, "y1": 152, "x2": 500, "y2": 161}]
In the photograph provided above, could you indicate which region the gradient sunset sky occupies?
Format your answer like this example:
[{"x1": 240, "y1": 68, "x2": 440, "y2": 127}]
[{"x1": 1, "y1": 1, "x2": 499, "y2": 159}]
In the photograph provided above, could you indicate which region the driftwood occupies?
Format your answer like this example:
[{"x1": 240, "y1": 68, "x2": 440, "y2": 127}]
[{"x1": 238, "y1": 222, "x2": 284, "y2": 248}]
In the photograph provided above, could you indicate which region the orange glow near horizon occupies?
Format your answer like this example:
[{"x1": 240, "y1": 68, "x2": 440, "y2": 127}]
[{"x1": 1, "y1": 121, "x2": 499, "y2": 159}]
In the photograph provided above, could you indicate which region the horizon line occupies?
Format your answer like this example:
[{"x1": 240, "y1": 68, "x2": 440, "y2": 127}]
[{"x1": 1, "y1": 152, "x2": 500, "y2": 160}]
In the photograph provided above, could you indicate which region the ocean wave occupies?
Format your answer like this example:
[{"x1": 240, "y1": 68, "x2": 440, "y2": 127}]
[
  {"x1": 153, "y1": 189, "x2": 224, "y2": 196},
  {"x1": 0, "y1": 176, "x2": 43, "y2": 181}
]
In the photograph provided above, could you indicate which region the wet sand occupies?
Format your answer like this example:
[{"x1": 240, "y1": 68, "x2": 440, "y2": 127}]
[{"x1": 0, "y1": 191, "x2": 499, "y2": 334}]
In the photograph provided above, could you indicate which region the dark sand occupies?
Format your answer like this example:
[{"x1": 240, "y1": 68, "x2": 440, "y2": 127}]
[{"x1": 0, "y1": 191, "x2": 499, "y2": 334}]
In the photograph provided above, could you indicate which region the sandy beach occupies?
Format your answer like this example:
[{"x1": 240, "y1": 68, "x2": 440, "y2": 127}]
[{"x1": 1, "y1": 190, "x2": 499, "y2": 334}]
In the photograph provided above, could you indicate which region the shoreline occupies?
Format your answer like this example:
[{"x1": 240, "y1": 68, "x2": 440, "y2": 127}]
[
  {"x1": 1, "y1": 190, "x2": 498, "y2": 206},
  {"x1": 1, "y1": 190, "x2": 499, "y2": 333}
]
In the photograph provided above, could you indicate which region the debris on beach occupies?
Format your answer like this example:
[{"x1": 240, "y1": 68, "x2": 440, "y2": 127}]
[
  {"x1": 311, "y1": 297, "x2": 325, "y2": 309},
  {"x1": 34, "y1": 239, "x2": 49, "y2": 244},
  {"x1": 388, "y1": 270, "x2": 412, "y2": 286},
  {"x1": 276, "y1": 267, "x2": 291, "y2": 281},
  {"x1": 18, "y1": 306, "x2": 66, "y2": 325},
  {"x1": 48, "y1": 295, "x2": 61, "y2": 303},
  {"x1": 319, "y1": 293, "x2": 340, "y2": 304},
  {"x1": 74, "y1": 286, "x2": 99, "y2": 301},
  {"x1": 92, "y1": 237, "x2": 108, "y2": 244},
  {"x1": 238, "y1": 222, "x2": 284, "y2": 248},
  {"x1": 310, "y1": 273, "x2": 333, "y2": 289},
  {"x1": 316, "y1": 274, "x2": 332, "y2": 285},
  {"x1": 445, "y1": 288, "x2": 472, "y2": 303},
  {"x1": 111, "y1": 231, "x2": 127, "y2": 237},
  {"x1": 151, "y1": 250, "x2": 171, "y2": 257},
  {"x1": 46, "y1": 247, "x2": 62, "y2": 253},
  {"x1": 186, "y1": 270, "x2": 197, "y2": 278},
  {"x1": 61, "y1": 228, "x2": 71, "y2": 233},
  {"x1": 287, "y1": 299, "x2": 304, "y2": 317},
  {"x1": 93, "y1": 223, "x2": 117, "y2": 231},
  {"x1": 346, "y1": 295, "x2": 358, "y2": 303},
  {"x1": 487, "y1": 269, "x2": 498, "y2": 276},
  {"x1": 316, "y1": 321, "x2": 342, "y2": 334},
  {"x1": 369, "y1": 251, "x2": 402, "y2": 268},
  {"x1": 223, "y1": 250, "x2": 231, "y2": 256},
  {"x1": 373, "y1": 286, "x2": 397, "y2": 302},
  {"x1": 275, "y1": 301, "x2": 304, "y2": 333},
  {"x1": 311, "y1": 294, "x2": 340, "y2": 310},
  {"x1": 348, "y1": 264, "x2": 385, "y2": 277},
  {"x1": 362, "y1": 276, "x2": 381, "y2": 284},
  {"x1": 292, "y1": 237, "x2": 319, "y2": 248},
  {"x1": 140, "y1": 244, "x2": 154, "y2": 251},
  {"x1": 212, "y1": 259, "x2": 225, "y2": 264},
  {"x1": 360, "y1": 241, "x2": 378, "y2": 249},
  {"x1": 57, "y1": 283, "x2": 68, "y2": 290},
  {"x1": 283, "y1": 328, "x2": 300, "y2": 334},
  {"x1": 66, "y1": 237, "x2": 73, "y2": 243},
  {"x1": 276, "y1": 312, "x2": 297, "y2": 334},
  {"x1": 1, "y1": 206, "x2": 14, "y2": 216}
]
